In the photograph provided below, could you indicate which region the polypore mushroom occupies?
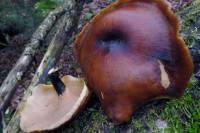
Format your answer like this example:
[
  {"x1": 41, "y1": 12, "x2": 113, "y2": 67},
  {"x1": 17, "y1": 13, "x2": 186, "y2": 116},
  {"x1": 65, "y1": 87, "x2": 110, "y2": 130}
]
[
  {"x1": 75, "y1": 0, "x2": 193, "y2": 124},
  {"x1": 20, "y1": 69, "x2": 91, "y2": 132}
]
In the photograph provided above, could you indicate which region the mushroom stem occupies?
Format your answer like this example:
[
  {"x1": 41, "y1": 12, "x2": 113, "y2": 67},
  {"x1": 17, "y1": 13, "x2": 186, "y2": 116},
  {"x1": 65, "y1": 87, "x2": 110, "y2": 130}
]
[{"x1": 48, "y1": 68, "x2": 65, "y2": 96}]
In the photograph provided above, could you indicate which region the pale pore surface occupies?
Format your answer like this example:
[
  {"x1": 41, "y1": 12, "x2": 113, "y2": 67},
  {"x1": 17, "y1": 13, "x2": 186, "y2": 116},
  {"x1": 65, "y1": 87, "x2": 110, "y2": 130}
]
[
  {"x1": 158, "y1": 60, "x2": 170, "y2": 89},
  {"x1": 20, "y1": 75, "x2": 89, "y2": 132}
]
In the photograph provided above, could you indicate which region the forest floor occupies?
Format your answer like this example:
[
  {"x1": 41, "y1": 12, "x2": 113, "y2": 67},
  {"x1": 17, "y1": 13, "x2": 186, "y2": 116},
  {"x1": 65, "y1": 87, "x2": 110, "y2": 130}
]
[{"x1": 0, "y1": 0, "x2": 199, "y2": 133}]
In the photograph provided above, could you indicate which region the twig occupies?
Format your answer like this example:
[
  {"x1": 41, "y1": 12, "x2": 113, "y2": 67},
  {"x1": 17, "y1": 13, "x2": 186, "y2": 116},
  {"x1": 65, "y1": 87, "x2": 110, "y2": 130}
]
[{"x1": 0, "y1": 42, "x2": 7, "y2": 47}]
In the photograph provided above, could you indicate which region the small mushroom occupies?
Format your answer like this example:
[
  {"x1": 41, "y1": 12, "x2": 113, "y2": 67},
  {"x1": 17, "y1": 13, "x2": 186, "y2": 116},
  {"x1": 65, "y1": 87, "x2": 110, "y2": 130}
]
[
  {"x1": 75, "y1": 0, "x2": 193, "y2": 124},
  {"x1": 20, "y1": 69, "x2": 91, "y2": 132}
]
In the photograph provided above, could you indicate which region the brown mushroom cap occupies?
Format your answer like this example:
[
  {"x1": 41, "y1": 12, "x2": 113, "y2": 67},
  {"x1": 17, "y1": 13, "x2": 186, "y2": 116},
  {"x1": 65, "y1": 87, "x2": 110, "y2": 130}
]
[
  {"x1": 75, "y1": 0, "x2": 193, "y2": 124},
  {"x1": 20, "y1": 75, "x2": 91, "y2": 132}
]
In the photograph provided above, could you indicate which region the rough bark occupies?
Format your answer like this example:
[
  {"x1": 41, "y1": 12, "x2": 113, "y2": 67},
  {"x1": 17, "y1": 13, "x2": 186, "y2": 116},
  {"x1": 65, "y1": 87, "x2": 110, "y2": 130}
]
[
  {"x1": 4, "y1": 0, "x2": 84, "y2": 132},
  {"x1": 0, "y1": 6, "x2": 66, "y2": 111},
  {"x1": 0, "y1": 110, "x2": 6, "y2": 132}
]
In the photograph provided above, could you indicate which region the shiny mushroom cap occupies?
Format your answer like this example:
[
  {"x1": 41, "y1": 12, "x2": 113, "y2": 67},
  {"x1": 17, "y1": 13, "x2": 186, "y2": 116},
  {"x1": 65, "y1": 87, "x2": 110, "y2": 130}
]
[
  {"x1": 75, "y1": 0, "x2": 193, "y2": 124},
  {"x1": 20, "y1": 75, "x2": 91, "y2": 132}
]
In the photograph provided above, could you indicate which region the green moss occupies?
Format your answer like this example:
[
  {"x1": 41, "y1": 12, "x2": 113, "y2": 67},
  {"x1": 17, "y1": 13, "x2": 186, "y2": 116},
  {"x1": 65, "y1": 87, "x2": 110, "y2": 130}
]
[
  {"x1": 160, "y1": 82, "x2": 200, "y2": 133},
  {"x1": 68, "y1": 64, "x2": 78, "y2": 71},
  {"x1": 179, "y1": 0, "x2": 200, "y2": 47},
  {"x1": 0, "y1": 1, "x2": 42, "y2": 35},
  {"x1": 84, "y1": 12, "x2": 94, "y2": 20},
  {"x1": 128, "y1": 78, "x2": 199, "y2": 133},
  {"x1": 132, "y1": 120, "x2": 143, "y2": 129},
  {"x1": 34, "y1": 0, "x2": 64, "y2": 17}
]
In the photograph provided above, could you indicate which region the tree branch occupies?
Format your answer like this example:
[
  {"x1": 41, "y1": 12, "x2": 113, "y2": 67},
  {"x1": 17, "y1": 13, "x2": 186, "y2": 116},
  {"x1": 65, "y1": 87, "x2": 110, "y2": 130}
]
[
  {"x1": 4, "y1": 0, "x2": 85, "y2": 132},
  {"x1": 0, "y1": 6, "x2": 66, "y2": 112}
]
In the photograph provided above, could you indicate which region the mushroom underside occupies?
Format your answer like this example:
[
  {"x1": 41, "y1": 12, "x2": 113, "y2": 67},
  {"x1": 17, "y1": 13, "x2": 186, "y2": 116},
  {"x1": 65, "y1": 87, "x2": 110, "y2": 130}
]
[{"x1": 20, "y1": 76, "x2": 90, "y2": 132}]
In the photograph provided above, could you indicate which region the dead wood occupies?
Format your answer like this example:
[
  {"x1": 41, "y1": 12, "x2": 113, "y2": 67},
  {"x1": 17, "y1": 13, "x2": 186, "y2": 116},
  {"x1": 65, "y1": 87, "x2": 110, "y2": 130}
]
[
  {"x1": 0, "y1": 6, "x2": 66, "y2": 112},
  {"x1": 4, "y1": 0, "x2": 85, "y2": 132}
]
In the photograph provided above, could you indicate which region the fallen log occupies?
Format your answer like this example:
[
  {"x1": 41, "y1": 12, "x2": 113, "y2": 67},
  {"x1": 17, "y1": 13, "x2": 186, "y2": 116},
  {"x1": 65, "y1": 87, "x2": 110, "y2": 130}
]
[
  {"x1": 0, "y1": 6, "x2": 66, "y2": 111},
  {"x1": 4, "y1": 0, "x2": 84, "y2": 132}
]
